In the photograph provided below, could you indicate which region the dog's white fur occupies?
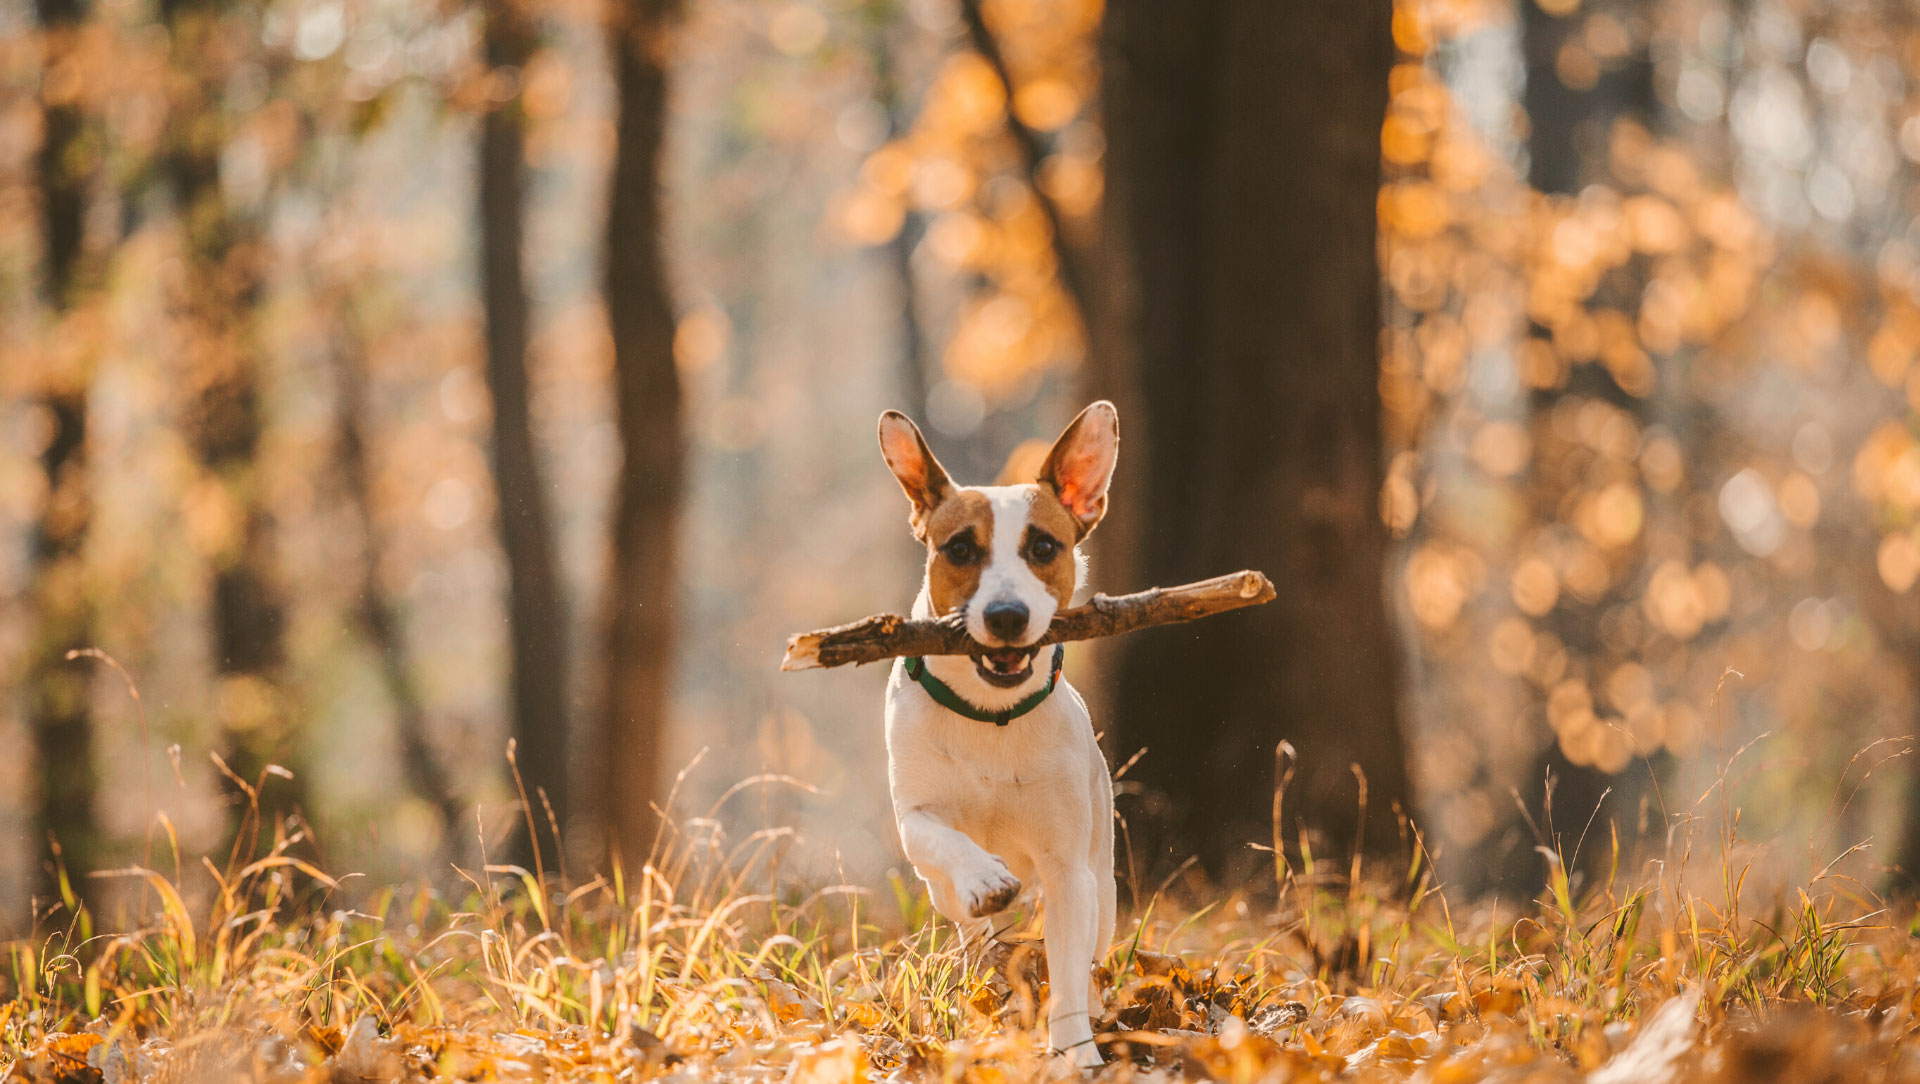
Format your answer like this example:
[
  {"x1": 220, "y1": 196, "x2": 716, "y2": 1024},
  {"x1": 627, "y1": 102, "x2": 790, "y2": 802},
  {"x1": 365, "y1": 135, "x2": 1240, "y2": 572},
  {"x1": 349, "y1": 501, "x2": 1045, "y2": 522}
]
[{"x1": 878, "y1": 405, "x2": 1119, "y2": 1070}]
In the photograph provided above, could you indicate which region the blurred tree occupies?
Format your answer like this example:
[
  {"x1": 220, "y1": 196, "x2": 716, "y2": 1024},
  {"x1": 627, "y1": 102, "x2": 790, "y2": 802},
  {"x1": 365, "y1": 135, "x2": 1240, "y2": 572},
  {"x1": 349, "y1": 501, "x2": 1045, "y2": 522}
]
[
  {"x1": 1506, "y1": 0, "x2": 1663, "y2": 893},
  {"x1": 27, "y1": 0, "x2": 103, "y2": 895},
  {"x1": 1850, "y1": 549, "x2": 1920, "y2": 886},
  {"x1": 1095, "y1": 0, "x2": 1412, "y2": 878},
  {"x1": 159, "y1": 0, "x2": 303, "y2": 846},
  {"x1": 480, "y1": 0, "x2": 572, "y2": 863},
  {"x1": 862, "y1": 2, "x2": 930, "y2": 417},
  {"x1": 329, "y1": 292, "x2": 464, "y2": 842},
  {"x1": 594, "y1": 0, "x2": 683, "y2": 872},
  {"x1": 840, "y1": 0, "x2": 1098, "y2": 414},
  {"x1": 1520, "y1": 0, "x2": 1652, "y2": 195},
  {"x1": 955, "y1": 0, "x2": 1092, "y2": 325}
]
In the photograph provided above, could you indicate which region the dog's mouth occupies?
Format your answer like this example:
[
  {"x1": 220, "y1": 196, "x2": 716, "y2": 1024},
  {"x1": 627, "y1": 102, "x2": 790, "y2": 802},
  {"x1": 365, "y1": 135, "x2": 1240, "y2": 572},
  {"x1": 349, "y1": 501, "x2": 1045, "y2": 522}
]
[{"x1": 971, "y1": 647, "x2": 1039, "y2": 688}]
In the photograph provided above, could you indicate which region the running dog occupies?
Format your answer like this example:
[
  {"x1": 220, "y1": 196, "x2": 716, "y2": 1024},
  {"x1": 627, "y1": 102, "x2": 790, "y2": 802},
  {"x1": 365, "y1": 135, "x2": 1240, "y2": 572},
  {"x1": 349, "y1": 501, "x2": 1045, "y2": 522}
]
[{"x1": 876, "y1": 401, "x2": 1119, "y2": 1069}]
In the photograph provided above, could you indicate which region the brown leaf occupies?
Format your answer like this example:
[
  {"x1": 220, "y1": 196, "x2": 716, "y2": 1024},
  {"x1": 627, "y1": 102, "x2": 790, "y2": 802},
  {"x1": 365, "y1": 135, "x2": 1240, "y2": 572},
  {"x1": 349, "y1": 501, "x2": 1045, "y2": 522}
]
[
  {"x1": 1114, "y1": 977, "x2": 1185, "y2": 1033},
  {"x1": 1248, "y1": 1001, "x2": 1308, "y2": 1037},
  {"x1": 12, "y1": 1034, "x2": 105, "y2": 1084},
  {"x1": 752, "y1": 969, "x2": 824, "y2": 1026}
]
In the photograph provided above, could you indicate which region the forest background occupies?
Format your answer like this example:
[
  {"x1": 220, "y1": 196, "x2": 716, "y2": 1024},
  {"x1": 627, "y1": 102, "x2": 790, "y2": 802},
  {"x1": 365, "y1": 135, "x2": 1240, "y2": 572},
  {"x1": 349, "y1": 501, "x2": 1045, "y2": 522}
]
[{"x1": 2, "y1": 0, "x2": 1919, "y2": 930}]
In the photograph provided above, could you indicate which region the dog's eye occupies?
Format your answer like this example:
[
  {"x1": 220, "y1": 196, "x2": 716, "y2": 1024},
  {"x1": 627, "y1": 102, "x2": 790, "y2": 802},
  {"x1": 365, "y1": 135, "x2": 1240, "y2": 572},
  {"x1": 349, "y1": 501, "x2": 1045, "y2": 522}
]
[
  {"x1": 942, "y1": 537, "x2": 977, "y2": 564},
  {"x1": 1029, "y1": 534, "x2": 1059, "y2": 562}
]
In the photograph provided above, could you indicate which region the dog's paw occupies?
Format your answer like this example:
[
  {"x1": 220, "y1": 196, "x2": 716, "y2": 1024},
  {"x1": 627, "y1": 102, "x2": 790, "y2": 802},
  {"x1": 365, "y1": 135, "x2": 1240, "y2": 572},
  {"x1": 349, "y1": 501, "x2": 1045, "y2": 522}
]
[
  {"x1": 961, "y1": 861, "x2": 1021, "y2": 917},
  {"x1": 1066, "y1": 1042, "x2": 1105, "y2": 1071}
]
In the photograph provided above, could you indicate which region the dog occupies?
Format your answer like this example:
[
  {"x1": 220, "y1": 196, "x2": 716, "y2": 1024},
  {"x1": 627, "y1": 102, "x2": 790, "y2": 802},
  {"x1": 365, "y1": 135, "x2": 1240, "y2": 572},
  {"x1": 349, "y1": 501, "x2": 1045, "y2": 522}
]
[{"x1": 876, "y1": 401, "x2": 1119, "y2": 1070}]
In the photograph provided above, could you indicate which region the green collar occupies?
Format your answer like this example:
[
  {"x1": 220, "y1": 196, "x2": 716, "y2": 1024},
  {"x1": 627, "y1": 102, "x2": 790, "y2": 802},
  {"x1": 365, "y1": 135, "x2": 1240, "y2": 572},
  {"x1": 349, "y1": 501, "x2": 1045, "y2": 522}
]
[{"x1": 903, "y1": 646, "x2": 1065, "y2": 726}]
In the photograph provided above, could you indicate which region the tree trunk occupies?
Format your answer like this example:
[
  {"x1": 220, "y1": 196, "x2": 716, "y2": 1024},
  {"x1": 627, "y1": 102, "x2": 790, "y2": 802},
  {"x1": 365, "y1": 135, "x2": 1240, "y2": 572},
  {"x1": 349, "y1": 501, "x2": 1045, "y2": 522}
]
[
  {"x1": 27, "y1": 0, "x2": 102, "y2": 900},
  {"x1": 159, "y1": 0, "x2": 299, "y2": 857},
  {"x1": 330, "y1": 297, "x2": 464, "y2": 842},
  {"x1": 1898, "y1": 655, "x2": 1920, "y2": 890},
  {"x1": 595, "y1": 0, "x2": 683, "y2": 873},
  {"x1": 480, "y1": 0, "x2": 572, "y2": 867},
  {"x1": 35, "y1": 0, "x2": 84, "y2": 308},
  {"x1": 1096, "y1": 0, "x2": 1411, "y2": 880},
  {"x1": 956, "y1": 0, "x2": 1092, "y2": 324},
  {"x1": 868, "y1": 18, "x2": 930, "y2": 417},
  {"x1": 1497, "y1": 0, "x2": 1662, "y2": 896},
  {"x1": 1519, "y1": 0, "x2": 1655, "y2": 197},
  {"x1": 1843, "y1": 526, "x2": 1920, "y2": 889}
]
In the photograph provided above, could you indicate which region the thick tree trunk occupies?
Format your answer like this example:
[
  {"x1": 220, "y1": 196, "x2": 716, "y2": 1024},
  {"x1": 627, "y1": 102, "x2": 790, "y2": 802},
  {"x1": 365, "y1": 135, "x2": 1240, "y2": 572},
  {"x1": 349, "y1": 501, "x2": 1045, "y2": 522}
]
[
  {"x1": 480, "y1": 0, "x2": 572, "y2": 866},
  {"x1": 596, "y1": 0, "x2": 683, "y2": 872},
  {"x1": 27, "y1": 0, "x2": 102, "y2": 899},
  {"x1": 1097, "y1": 0, "x2": 1411, "y2": 880}
]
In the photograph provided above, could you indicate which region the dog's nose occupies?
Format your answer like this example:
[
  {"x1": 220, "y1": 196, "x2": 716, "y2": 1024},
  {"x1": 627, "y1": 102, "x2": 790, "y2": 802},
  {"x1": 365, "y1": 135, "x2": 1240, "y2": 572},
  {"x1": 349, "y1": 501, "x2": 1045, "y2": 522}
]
[{"x1": 982, "y1": 601, "x2": 1029, "y2": 642}]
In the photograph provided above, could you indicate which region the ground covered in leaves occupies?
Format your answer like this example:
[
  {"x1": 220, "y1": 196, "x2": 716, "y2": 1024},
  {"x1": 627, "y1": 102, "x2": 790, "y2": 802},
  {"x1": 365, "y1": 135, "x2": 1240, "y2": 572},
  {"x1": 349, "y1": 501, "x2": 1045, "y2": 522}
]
[{"x1": 3, "y1": 827, "x2": 1919, "y2": 1084}]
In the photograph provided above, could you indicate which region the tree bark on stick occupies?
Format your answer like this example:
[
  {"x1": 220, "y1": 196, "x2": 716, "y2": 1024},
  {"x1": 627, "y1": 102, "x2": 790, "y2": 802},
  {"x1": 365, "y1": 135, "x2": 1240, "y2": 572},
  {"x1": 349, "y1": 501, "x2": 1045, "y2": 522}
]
[
  {"x1": 596, "y1": 0, "x2": 684, "y2": 873},
  {"x1": 783, "y1": 570, "x2": 1274, "y2": 671},
  {"x1": 1095, "y1": 0, "x2": 1411, "y2": 878},
  {"x1": 480, "y1": 0, "x2": 573, "y2": 866}
]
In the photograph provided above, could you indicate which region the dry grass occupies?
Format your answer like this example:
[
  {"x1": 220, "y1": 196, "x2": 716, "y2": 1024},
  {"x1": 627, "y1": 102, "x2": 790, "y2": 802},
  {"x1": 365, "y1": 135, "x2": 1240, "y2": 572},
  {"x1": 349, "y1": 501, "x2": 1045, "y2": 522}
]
[{"x1": 4, "y1": 755, "x2": 1919, "y2": 1084}]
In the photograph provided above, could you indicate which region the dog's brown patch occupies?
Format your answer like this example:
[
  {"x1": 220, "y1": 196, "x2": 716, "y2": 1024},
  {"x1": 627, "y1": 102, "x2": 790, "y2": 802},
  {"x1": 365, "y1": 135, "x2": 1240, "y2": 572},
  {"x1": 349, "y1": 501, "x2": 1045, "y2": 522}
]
[
  {"x1": 1024, "y1": 490, "x2": 1079, "y2": 610},
  {"x1": 922, "y1": 490, "x2": 993, "y2": 617}
]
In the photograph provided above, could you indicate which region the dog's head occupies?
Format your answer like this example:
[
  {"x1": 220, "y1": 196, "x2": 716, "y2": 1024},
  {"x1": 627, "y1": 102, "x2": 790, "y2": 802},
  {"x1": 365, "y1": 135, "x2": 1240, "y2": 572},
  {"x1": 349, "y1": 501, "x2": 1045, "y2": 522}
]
[{"x1": 878, "y1": 401, "x2": 1119, "y2": 689}]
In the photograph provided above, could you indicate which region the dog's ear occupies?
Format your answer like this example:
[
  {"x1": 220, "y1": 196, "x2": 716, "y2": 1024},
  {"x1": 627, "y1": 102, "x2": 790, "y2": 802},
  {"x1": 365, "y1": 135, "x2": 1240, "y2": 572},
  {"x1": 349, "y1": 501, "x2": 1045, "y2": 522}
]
[
  {"x1": 1038, "y1": 400, "x2": 1118, "y2": 538},
  {"x1": 878, "y1": 411, "x2": 954, "y2": 538}
]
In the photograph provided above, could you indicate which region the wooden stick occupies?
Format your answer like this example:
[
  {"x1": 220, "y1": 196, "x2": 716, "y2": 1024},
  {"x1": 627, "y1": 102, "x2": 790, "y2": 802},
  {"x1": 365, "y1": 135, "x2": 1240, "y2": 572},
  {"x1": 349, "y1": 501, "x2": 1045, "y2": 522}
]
[{"x1": 781, "y1": 570, "x2": 1275, "y2": 671}]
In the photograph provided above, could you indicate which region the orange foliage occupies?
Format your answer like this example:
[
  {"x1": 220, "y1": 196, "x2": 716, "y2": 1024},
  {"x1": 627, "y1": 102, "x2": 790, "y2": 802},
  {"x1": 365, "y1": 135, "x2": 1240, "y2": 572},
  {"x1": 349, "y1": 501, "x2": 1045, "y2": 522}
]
[
  {"x1": 836, "y1": 0, "x2": 1098, "y2": 398},
  {"x1": 1383, "y1": 0, "x2": 1920, "y2": 845}
]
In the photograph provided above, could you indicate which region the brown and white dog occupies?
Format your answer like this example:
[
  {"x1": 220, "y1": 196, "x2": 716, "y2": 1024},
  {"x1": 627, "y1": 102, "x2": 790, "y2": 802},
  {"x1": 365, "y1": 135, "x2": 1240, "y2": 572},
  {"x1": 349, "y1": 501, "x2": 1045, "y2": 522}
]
[{"x1": 876, "y1": 401, "x2": 1119, "y2": 1070}]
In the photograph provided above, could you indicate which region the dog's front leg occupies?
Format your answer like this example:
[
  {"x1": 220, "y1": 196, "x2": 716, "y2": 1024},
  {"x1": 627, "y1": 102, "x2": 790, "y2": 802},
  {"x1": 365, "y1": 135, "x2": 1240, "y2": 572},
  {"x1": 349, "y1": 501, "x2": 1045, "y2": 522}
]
[
  {"x1": 1040, "y1": 864, "x2": 1103, "y2": 1069},
  {"x1": 897, "y1": 808, "x2": 1022, "y2": 920}
]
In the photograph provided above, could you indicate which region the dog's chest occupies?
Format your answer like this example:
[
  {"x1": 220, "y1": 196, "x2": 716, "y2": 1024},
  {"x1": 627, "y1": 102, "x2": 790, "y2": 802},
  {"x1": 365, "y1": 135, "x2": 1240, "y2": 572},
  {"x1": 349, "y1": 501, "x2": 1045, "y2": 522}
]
[{"x1": 885, "y1": 678, "x2": 1090, "y2": 818}]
